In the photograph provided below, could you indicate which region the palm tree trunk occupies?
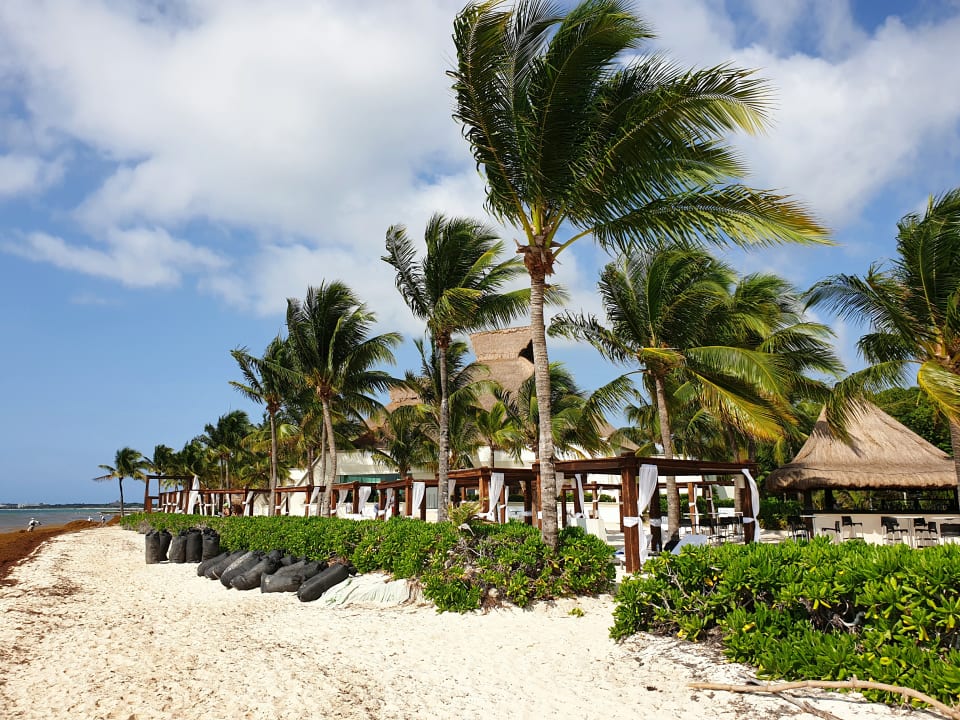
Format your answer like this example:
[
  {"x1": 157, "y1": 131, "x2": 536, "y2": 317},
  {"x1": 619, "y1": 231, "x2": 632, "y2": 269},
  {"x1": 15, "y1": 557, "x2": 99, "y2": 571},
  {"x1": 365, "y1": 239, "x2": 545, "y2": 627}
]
[
  {"x1": 437, "y1": 340, "x2": 450, "y2": 523},
  {"x1": 489, "y1": 442, "x2": 496, "y2": 469},
  {"x1": 268, "y1": 411, "x2": 279, "y2": 517},
  {"x1": 654, "y1": 375, "x2": 679, "y2": 543},
  {"x1": 119, "y1": 478, "x2": 125, "y2": 518},
  {"x1": 950, "y1": 419, "x2": 960, "y2": 512},
  {"x1": 530, "y1": 268, "x2": 558, "y2": 548},
  {"x1": 321, "y1": 398, "x2": 337, "y2": 517}
]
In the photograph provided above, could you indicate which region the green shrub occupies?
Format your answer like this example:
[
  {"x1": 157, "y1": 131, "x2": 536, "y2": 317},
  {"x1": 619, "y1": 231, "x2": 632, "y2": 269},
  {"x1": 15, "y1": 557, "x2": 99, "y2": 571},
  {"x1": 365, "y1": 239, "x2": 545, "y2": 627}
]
[
  {"x1": 611, "y1": 538, "x2": 960, "y2": 706},
  {"x1": 124, "y1": 512, "x2": 614, "y2": 613}
]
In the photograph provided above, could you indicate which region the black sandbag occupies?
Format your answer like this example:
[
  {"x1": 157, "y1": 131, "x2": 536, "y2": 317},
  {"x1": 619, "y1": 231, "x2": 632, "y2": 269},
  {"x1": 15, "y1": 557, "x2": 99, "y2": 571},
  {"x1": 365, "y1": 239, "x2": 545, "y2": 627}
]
[
  {"x1": 168, "y1": 533, "x2": 187, "y2": 563},
  {"x1": 201, "y1": 530, "x2": 221, "y2": 561},
  {"x1": 260, "y1": 572, "x2": 305, "y2": 594},
  {"x1": 220, "y1": 552, "x2": 263, "y2": 587},
  {"x1": 204, "y1": 550, "x2": 246, "y2": 580},
  {"x1": 185, "y1": 529, "x2": 203, "y2": 563},
  {"x1": 145, "y1": 531, "x2": 163, "y2": 564},
  {"x1": 230, "y1": 556, "x2": 282, "y2": 591},
  {"x1": 262, "y1": 560, "x2": 324, "y2": 593},
  {"x1": 158, "y1": 530, "x2": 172, "y2": 560},
  {"x1": 297, "y1": 563, "x2": 350, "y2": 602},
  {"x1": 197, "y1": 551, "x2": 229, "y2": 577}
]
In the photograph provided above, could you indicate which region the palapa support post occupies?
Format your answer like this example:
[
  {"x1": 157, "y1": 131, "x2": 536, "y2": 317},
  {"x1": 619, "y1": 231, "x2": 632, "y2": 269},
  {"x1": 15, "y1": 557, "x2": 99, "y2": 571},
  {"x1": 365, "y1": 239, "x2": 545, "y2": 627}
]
[
  {"x1": 621, "y1": 464, "x2": 640, "y2": 574},
  {"x1": 560, "y1": 486, "x2": 569, "y2": 528},
  {"x1": 404, "y1": 478, "x2": 413, "y2": 518},
  {"x1": 742, "y1": 481, "x2": 755, "y2": 543},
  {"x1": 687, "y1": 482, "x2": 697, "y2": 530},
  {"x1": 352, "y1": 483, "x2": 360, "y2": 515},
  {"x1": 522, "y1": 477, "x2": 532, "y2": 525},
  {"x1": 649, "y1": 483, "x2": 663, "y2": 554}
]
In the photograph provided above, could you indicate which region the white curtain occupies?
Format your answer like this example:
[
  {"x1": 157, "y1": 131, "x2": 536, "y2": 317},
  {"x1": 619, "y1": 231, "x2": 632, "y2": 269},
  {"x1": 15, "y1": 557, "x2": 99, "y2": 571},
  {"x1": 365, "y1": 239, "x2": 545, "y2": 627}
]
[
  {"x1": 338, "y1": 491, "x2": 351, "y2": 513},
  {"x1": 575, "y1": 474, "x2": 586, "y2": 518},
  {"x1": 358, "y1": 485, "x2": 372, "y2": 514},
  {"x1": 384, "y1": 489, "x2": 394, "y2": 519},
  {"x1": 306, "y1": 486, "x2": 320, "y2": 517},
  {"x1": 411, "y1": 481, "x2": 426, "y2": 514},
  {"x1": 742, "y1": 468, "x2": 761, "y2": 543},
  {"x1": 243, "y1": 489, "x2": 255, "y2": 516},
  {"x1": 186, "y1": 476, "x2": 200, "y2": 515},
  {"x1": 486, "y1": 472, "x2": 504, "y2": 522},
  {"x1": 636, "y1": 464, "x2": 659, "y2": 563}
]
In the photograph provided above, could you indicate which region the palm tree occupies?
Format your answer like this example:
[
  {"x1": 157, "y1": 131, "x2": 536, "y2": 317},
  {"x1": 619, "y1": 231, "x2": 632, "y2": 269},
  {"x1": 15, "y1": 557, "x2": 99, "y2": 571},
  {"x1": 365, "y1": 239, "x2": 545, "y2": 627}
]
[
  {"x1": 370, "y1": 405, "x2": 434, "y2": 480},
  {"x1": 806, "y1": 188, "x2": 960, "y2": 501},
  {"x1": 499, "y1": 362, "x2": 630, "y2": 461},
  {"x1": 550, "y1": 246, "x2": 831, "y2": 540},
  {"x1": 231, "y1": 337, "x2": 298, "y2": 515},
  {"x1": 402, "y1": 336, "x2": 491, "y2": 474},
  {"x1": 383, "y1": 213, "x2": 528, "y2": 521},
  {"x1": 94, "y1": 447, "x2": 149, "y2": 517},
  {"x1": 144, "y1": 443, "x2": 177, "y2": 509},
  {"x1": 201, "y1": 410, "x2": 254, "y2": 488},
  {"x1": 473, "y1": 400, "x2": 521, "y2": 468},
  {"x1": 450, "y1": 0, "x2": 828, "y2": 546},
  {"x1": 286, "y1": 282, "x2": 400, "y2": 515}
]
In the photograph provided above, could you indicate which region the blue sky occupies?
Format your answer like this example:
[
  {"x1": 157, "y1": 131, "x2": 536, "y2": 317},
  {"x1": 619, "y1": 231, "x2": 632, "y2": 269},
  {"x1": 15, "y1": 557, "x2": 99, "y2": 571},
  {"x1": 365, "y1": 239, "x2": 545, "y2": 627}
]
[{"x1": 1, "y1": 0, "x2": 959, "y2": 504}]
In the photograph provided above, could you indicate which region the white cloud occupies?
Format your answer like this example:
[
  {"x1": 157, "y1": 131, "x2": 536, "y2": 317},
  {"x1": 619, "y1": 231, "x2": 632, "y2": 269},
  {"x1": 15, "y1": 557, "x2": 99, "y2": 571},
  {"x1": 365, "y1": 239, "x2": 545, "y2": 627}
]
[
  {"x1": 11, "y1": 226, "x2": 227, "y2": 287},
  {"x1": 640, "y1": 2, "x2": 960, "y2": 230},
  {"x1": 1, "y1": 0, "x2": 959, "y2": 332},
  {"x1": 0, "y1": 153, "x2": 63, "y2": 196}
]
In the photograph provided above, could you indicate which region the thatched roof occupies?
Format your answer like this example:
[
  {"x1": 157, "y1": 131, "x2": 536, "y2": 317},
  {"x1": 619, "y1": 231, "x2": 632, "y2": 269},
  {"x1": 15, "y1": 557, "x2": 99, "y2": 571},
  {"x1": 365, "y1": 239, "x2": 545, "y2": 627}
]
[
  {"x1": 384, "y1": 327, "x2": 534, "y2": 414},
  {"x1": 766, "y1": 401, "x2": 957, "y2": 492},
  {"x1": 470, "y1": 326, "x2": 534, "y2": 403}
]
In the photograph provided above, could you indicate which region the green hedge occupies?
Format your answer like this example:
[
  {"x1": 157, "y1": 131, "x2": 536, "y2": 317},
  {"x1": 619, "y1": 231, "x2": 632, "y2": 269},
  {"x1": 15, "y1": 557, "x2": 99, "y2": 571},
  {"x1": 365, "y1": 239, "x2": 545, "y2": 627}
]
[
  {"x1": 611, "y1": 537, "x2": 960, "y2": 706},
  {"x1": 122, "y1": 513, "x2": 615, "y2": 612}
]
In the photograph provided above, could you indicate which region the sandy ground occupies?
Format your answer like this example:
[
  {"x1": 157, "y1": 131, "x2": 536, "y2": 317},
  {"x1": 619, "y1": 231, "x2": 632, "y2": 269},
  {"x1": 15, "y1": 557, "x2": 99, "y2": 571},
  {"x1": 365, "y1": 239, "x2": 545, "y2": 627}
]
[{"x1": 0, "y1": 527, "x2": 929, "y2": 720}]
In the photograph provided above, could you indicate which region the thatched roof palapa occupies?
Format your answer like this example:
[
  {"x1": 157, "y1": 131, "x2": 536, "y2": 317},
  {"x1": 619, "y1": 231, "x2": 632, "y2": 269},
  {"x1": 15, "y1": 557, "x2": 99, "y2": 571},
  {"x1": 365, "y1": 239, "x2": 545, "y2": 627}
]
[{"x1": 766, "y1": 401, "x2": 957, "y2": 492}]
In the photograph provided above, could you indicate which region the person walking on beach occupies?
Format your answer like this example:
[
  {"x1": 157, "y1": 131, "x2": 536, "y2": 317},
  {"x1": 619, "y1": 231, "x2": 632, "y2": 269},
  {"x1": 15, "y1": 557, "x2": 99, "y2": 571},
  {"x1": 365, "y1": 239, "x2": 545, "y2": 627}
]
[{"x1": 27, "y1": 518, "x2": 41, "y2": 532}]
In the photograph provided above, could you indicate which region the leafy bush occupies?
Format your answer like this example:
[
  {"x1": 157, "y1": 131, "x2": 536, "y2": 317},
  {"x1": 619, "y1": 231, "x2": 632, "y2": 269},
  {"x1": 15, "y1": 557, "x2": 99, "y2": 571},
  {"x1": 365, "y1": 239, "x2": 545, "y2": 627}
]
[
  {"x1": 123, "y1": 512, "x2": 614, "y2": 612},
  {"x1": 611, "y1": 538, "x2": 960, "y2": 706}
]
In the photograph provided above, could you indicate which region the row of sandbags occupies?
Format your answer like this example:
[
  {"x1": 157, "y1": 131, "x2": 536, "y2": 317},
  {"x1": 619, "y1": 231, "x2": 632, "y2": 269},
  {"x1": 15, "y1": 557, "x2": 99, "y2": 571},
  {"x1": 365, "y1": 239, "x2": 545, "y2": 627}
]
[
  {"x1": 145, "y1": 528, "x2": 220, "y2": 564},
  {"x1": 145, "y1": 529, "x2": 354, "y2": 602}
]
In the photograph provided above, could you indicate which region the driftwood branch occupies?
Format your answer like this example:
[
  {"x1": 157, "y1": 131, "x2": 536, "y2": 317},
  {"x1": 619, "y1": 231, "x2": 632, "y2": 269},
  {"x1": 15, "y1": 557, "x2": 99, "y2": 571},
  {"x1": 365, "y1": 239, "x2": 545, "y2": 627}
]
[{"x1": 689, "y1": 679, "x2": 960, "y2": 720}]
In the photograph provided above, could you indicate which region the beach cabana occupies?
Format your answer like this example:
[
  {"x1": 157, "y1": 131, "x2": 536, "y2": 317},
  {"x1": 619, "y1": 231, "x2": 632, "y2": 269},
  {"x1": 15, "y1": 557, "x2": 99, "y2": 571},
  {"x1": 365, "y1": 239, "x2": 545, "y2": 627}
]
[
  {"x1": 766, "y1": 401, "x2": 959, "y2": 541},
  {"x1": 551, "y1": 455, "x2": 760, "y2": 573}
]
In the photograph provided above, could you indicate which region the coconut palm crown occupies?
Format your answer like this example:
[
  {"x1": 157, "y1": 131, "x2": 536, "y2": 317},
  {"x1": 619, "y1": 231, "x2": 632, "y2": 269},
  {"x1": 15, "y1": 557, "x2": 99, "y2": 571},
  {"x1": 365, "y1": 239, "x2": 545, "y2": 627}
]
[
  {"x1": 285, "y1": 281, "x2": 401, "y2": 515},
  {"x1": 383, "y1": 213, "x2": 528, "y2": 521},
  {"x1": 451, "y1": 0, "x2": 828, "y2": 546},
  {"x1": 806, "y1": 188, "x2": 960, "y2": 495}
]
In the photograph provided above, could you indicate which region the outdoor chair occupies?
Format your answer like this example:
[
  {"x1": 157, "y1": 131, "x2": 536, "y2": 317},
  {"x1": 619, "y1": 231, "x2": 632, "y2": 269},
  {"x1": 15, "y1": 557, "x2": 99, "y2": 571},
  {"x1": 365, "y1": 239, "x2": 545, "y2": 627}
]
[
  {"x1": 921, "y1": 521, "x2": 939, "y2": 548},
  {"x1": 940, "y1": 523, "x2": 960, "y2": 544},
  {"x1": 787, "y1": 516, "x2": 809, "y2": 541},
  {"x1": 880, "y1": 516, "x2": 906, "y2": 545},
  {"x1": 821, "y1": 520, "x2": 842, "y2": 542},
  {"x1": 913, "y1": 517, "x2": 936, "y2": 547},
  {"x1": 841, "y1": 516, "x2": 863, "y2": 540}
]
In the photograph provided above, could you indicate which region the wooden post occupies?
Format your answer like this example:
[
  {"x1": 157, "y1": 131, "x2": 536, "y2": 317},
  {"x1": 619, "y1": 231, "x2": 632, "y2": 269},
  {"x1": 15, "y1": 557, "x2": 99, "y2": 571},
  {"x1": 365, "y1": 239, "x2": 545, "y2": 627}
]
[
  {"x1": 687, "y1": 482, "x2": 697, "y2": 530},
  {"x1": 523, "y1": 477, "x2": 532, "y2": 525},
  {"x1": 560, "y1": 486, "x2": 569, "y2": 528},
  {"x1": 649, "y1": 482, "x2": 662, "y2": 553},
  {"x1": 742, "y1": 482, "x2": 755, "y2": 543},
  {"x1": 352, "y1": 483, "x2": 360, "y2": 515},
  {"x1": 621, "y1": 465, "x2": 640, "y2": 573},
  {"x1": 592, "y1": 483, "x2": 600, "y2": 520}
]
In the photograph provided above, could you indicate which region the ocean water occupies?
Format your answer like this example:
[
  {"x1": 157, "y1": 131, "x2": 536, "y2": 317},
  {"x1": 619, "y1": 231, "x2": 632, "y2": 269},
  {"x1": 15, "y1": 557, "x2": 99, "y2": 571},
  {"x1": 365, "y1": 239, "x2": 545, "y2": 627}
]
[{"x1": 0, "y1": 508, "x2": 118, "y2": 532}]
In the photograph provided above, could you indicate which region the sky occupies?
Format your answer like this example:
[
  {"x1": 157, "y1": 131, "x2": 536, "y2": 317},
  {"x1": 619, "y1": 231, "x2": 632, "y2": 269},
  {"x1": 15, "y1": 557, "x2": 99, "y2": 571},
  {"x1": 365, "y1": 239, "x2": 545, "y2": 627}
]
[{"x1": 1, "y1": 0, "x2": 959, "y2": 504}]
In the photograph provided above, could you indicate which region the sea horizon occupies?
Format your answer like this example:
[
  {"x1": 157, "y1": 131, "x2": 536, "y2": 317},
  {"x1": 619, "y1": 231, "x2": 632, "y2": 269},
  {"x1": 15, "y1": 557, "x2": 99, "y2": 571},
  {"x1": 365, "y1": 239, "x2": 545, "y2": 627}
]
[{"x1": 0, "y1": 507, "x2": 126, "y2": 532}]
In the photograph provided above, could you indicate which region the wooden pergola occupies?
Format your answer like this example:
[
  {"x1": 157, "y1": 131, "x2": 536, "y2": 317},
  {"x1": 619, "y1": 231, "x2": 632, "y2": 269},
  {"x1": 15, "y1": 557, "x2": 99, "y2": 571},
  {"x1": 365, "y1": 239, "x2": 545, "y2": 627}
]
[{"x1": 550, "y1": 455, "x2": 760, "y2": 573}]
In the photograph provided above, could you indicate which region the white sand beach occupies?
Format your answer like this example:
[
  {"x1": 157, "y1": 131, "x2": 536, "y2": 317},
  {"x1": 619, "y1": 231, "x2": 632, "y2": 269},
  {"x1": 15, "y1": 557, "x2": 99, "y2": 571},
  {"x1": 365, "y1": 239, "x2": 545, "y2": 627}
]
[{"x1": 0, "y1": 527, "x2": 925, "y2": 720}]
